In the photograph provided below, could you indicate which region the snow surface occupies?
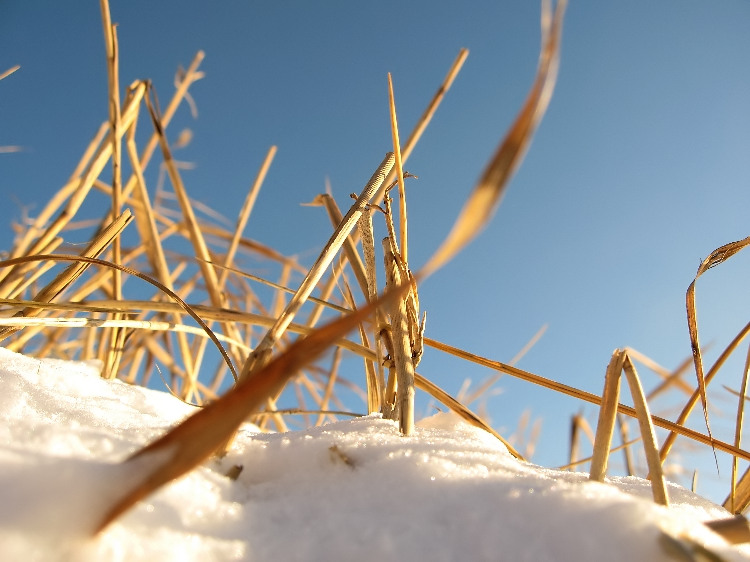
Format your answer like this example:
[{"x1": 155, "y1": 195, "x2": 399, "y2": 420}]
[{"x1": 0, "y1": 346, "x2": 748, "y2": 561}]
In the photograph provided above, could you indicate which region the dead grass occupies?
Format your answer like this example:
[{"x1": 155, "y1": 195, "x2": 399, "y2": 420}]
[{"x1": 4, "y1": 0, "x2": 750, "y2": 540}]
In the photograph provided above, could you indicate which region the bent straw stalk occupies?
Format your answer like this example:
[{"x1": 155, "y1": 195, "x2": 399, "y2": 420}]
[
  {"x1": 684, "y1": 237, "x2": 750, "y2": 461},
  {"x1": 590, "y1": 349, "x2": 668, "y2": 506},
  {"x1": 621, "y1": 354, "x2": 668, "y2": 506}
]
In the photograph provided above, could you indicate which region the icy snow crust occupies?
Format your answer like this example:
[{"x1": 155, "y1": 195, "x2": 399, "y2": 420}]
[{"x1": 0, "y1": 347, "x2": 748, "y2": 561}]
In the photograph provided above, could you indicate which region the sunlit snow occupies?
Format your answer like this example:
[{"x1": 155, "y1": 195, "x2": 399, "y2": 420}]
[{"x1": 0, "y1": 347, "x2": 748, "y2": 561}]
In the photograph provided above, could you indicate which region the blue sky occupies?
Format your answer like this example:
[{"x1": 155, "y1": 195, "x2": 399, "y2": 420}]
[{"x1": 2, "y1": 2, "x2": 750, "y2": 501}]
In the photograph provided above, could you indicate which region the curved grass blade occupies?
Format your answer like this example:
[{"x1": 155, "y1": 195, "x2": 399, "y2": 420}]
[
  {"x1": 422, "y1": 0, "x2": 566, "y2": 277},
  {"x1": 686, "y1": 236, "x2": 750, "y2": 463}
]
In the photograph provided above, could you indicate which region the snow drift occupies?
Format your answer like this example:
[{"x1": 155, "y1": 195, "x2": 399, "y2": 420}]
[{"x1": 0, "y1": 347, "x2": 747, "y2": 561}]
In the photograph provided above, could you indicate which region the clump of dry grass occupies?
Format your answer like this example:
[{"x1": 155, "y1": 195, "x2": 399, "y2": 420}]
[{"x1": 4, "y1": 0, "x2": 750, "y2": 543}]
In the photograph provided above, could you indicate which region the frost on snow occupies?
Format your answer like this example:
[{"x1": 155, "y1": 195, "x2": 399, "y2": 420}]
[{"x1": 0, "y1": 346, "x2": 747, "y2": 561}]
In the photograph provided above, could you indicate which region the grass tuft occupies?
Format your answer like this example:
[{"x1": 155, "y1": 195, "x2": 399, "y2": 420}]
[{"x1": 5, "y1": 0, "x2": 750, "y2": 536}]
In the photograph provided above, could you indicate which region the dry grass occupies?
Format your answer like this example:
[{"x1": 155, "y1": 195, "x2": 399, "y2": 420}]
[{"x1": 4, "y1": 0, "x2": 750, "y2": 539}]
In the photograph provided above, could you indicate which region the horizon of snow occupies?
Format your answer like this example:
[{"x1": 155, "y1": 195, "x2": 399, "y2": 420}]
[{"x1": 0, "y1": 347, "x2": 748, "y2": 561}]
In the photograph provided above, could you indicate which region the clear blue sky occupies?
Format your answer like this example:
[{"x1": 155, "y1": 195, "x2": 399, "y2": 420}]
[{"x1": 2, "y1": 1, "x2": 750, "y2": 501}]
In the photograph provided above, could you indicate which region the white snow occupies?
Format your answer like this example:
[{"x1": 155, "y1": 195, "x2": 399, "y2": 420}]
[{"x1": 0, "y1": 346, "x2": 748, "y2": 561}]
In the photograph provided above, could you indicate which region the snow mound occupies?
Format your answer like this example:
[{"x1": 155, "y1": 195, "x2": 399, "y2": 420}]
[{"x1": 0, "y1": 347, "x2": 747, "y2": 561}]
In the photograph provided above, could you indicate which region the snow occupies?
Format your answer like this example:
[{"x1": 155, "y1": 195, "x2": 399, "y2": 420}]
[{"x1": 0, "y1": 347, "x2": 748, "y2": 561}]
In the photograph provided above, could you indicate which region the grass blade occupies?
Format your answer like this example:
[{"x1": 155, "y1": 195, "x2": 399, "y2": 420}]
[
  {"x1": 387, "y1": 73, "x2": 408, "y2": 263},
  {"x1": 422, "y1": 0, "x2": 566, "y2": 277},
  {"x1": 0, "y1": 64, "x2": 20, "y2": 81},
  {"x1": 621, "y1": 354, "x2": 669, "y2": 506},
  {"x1": 686, "y1": 237, "x2": 750, "y2": 458},
  {"x1": 589, "y1": 350, "x2": 624, "y2": 482}
]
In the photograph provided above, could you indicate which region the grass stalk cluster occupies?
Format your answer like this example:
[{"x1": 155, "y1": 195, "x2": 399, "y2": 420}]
[{"x1": 4, "y1": 0, "x2": 750, "y2": 540}]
